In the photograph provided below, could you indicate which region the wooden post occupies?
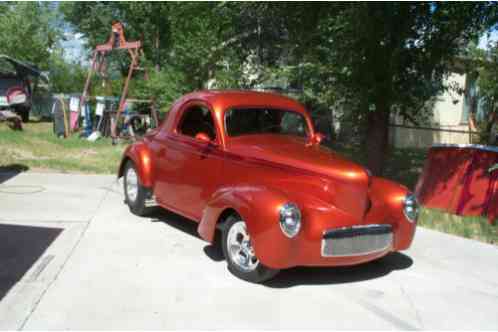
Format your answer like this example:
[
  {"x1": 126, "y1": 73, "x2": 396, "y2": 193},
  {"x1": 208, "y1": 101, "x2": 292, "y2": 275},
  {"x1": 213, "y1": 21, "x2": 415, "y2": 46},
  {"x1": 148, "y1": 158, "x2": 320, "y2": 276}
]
[
  {"x1": 79, "y1": 51, "x2": 98, "y2": 120},
  {"x1": 111, "y1": 48, "x2": 139, "y2": 142}
]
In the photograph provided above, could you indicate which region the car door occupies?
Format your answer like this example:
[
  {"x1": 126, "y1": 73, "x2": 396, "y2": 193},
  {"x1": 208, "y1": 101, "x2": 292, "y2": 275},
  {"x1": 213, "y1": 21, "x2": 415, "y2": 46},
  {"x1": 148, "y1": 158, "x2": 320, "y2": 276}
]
[{"x1": 154, "y1": 101, "x2": 223, "y2": 221}]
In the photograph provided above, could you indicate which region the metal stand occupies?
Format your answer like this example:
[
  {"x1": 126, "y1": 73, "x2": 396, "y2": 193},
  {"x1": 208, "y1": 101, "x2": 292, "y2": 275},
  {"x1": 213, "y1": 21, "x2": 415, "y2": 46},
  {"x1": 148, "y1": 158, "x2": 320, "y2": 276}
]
[{"x1": 79, "y1": 21, "x2": 156, "y2": 144}]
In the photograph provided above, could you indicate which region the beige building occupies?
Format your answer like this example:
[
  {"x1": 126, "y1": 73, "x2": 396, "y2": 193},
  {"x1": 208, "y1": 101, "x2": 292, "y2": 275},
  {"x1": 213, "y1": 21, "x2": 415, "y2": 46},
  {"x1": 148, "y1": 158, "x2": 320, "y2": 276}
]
[{"x1": 390, "y1": 72, "x2": 477, "y2": 148}]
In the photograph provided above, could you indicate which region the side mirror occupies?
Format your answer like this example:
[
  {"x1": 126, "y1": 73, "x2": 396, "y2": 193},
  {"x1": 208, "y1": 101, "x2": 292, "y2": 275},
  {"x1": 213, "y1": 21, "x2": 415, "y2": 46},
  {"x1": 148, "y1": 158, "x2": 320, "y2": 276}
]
[
  {"x1": 307, "y1": 132, "x2": 325, "y2": 146},
  {"x1": 195, "y1": 132, "x2": 216, "y2": 145},
  {"x1": 313, "y1": 133, "x2": 325, "y2": 145}
]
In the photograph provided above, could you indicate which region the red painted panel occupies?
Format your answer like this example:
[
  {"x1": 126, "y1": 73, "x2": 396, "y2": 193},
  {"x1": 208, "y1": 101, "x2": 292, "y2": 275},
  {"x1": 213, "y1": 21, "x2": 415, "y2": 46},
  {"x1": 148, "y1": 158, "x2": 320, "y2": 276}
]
[
  {"x1": 415, "y1": 147, "x2": 473, "y2": 211},
  {"x1": 486, "y1": 172, "x2": 498, "y2": 225},
  {"x1": 416, "y1": 144, "x2": 498, "y2": 224},
  {"x1": 454, "y1": 150, "x2": 498, "y2": 217}
]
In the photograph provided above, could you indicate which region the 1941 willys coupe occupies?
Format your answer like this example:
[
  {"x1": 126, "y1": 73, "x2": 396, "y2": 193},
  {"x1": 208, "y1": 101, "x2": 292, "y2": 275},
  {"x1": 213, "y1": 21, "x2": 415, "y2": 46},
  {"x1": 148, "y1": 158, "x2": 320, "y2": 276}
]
[{"x1": 118, "y1": 90, "x2": 418, "y2": 283}]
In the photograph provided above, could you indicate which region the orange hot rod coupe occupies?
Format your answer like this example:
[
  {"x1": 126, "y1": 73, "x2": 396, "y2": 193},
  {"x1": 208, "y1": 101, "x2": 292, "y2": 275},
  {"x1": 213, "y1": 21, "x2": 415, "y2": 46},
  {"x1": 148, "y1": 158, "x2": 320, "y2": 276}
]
[{"x1": 118, "y1": 90, "x2": 418, "y2": 283}]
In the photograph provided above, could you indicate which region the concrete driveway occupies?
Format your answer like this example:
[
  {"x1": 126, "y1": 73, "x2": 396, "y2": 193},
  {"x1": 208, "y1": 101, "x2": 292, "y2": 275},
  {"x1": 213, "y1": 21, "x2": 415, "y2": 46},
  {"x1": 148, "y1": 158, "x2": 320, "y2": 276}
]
[{"x1": 1, "y1": 171, "x2": 497, "y2": 330}]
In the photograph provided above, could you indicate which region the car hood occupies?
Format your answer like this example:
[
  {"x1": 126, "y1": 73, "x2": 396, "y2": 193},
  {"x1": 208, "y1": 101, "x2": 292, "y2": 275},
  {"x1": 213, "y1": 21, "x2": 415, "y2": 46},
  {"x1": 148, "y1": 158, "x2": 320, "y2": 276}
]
[{"x1": 226, "y1": 135, "x2": 371, "y2": 219}]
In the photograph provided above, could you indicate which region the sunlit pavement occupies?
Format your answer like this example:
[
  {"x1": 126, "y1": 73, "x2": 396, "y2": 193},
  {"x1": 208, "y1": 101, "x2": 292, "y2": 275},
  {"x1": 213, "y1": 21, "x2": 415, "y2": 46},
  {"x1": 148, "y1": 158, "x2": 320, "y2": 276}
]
[{"x1": 1, "y1": 171, "x2": 498, "y2": 330}]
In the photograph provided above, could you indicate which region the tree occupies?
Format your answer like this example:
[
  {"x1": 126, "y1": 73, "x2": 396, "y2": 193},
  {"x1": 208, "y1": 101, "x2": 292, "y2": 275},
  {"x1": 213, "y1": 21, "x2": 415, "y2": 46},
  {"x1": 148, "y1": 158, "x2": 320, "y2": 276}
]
[
  {"x1": 59, "y1": 2, "x2": 254, "y2": 103},
  {"x1": 0, "y1": 2, "x2": 61, "y2": 68},
  {"x1": 48, "y1": 49, "x2": 87, "y2": 93},
  {"x1": 467, "y1": 41, "x2": 498, "y2": 144},
  {"x1": 60, "y1": 2, "x2": 498, "y2": 174},
  {"x1": 279, "y1": 2, "x2": 498, "y2": 174}
]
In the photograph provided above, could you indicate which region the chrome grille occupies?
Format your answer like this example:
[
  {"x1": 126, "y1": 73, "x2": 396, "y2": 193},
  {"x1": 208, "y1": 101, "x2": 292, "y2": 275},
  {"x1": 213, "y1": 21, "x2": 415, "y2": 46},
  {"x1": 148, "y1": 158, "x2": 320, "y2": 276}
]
[{"x1": 321, "y1": 224, "x2": 393, "y2": 257}]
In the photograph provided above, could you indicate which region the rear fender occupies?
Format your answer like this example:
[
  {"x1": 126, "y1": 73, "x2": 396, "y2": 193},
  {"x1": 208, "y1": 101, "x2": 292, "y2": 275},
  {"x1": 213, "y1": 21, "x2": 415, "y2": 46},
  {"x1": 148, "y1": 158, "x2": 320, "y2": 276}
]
[{"x1": 117, "y1": 142, "x2": 154, "y2": 188}]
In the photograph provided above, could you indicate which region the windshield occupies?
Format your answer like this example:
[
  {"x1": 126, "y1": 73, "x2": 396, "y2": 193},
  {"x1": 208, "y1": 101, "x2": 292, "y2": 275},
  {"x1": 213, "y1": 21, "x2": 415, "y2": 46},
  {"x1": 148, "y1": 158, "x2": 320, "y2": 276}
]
[{"x1": 225, "y1": 108, "x2": 309, "y2": 137}]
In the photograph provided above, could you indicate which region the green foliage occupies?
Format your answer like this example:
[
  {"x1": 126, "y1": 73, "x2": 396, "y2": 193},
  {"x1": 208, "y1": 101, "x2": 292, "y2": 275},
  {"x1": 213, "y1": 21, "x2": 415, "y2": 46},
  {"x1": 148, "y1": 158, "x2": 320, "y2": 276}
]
[
  {"x1": 287, "y1": 3, "x2": 498, "y2": 118},
  {"x1": 0, "y1": 2, "x2": 61, "y2": 68},
  {"x1": 0, "y1": 2, "x2": 89, "y2": 94},
  {"x1": 132, "y1": 66, "x2": 189, "y2": 113},
  {"x1": 419, "y1": 207, "x2": 497, "y2": 245},
  {"x1": 48, "y1": 50, "x2": 87, "y2": 93},
  {"x1": 59, "y1": 2, "x2": 498, "y2": 171},
  {"x1": 281, "y1": 3, "x2": 498, "y2": 173},
  {"x1": 466, "y1": 41, "x2": 498, "y2": 144},
  {"x1": 0, "y1": 122, "x2": 125, "y2": 174}
]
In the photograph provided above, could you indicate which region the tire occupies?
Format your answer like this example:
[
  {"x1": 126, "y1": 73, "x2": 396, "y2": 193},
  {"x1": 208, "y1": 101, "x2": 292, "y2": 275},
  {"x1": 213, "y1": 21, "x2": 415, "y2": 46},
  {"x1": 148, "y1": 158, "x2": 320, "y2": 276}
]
[
  {"x1": 15, "y1": 107, "x2": 29, "y2": 123},
  {"x1": 123, "y1": 160, "x2": 150, "y2": 216},
  {"x1": 221, "y1": 214, "x2": 279, "y2": 283}
]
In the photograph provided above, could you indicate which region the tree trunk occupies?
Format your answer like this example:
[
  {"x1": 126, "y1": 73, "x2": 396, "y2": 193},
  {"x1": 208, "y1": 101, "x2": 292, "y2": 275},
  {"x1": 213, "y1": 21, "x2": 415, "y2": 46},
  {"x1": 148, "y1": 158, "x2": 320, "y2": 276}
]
[{"x1": 365, "y1": 107, "x2": 390, "y2": 176}]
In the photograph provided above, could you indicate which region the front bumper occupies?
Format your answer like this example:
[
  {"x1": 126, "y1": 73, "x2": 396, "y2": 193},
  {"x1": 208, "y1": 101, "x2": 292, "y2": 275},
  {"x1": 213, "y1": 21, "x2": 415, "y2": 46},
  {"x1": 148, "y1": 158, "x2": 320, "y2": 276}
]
[{"x1": 253, "y1": 218, "x2": 415, "y2": 269}]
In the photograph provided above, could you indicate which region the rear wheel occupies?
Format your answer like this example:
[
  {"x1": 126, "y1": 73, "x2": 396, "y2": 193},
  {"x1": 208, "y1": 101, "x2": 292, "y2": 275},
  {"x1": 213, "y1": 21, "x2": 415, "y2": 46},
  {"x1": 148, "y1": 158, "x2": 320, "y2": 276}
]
[
  {"x1": 221, "y1": 214, "x2": 279, "y2": 283},
  {"x1": 14, "y1": 106, "x2": 29, "y2": 123},
  {"x1": 123, "y1": 160, "x2": 149, "y2": 216}
]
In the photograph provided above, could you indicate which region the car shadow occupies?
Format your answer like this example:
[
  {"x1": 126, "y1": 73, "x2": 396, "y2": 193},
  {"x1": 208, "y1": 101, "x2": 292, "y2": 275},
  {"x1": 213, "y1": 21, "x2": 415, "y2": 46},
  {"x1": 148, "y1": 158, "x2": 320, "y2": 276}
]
[
  {"x1": 149, "y1": 208, "x2": 200, "y2": 239},
  {"x1": 0, "y1": 223, "x2": 62, "y2": 301},
  {"x1": 0, "y1": 164, "x2": 29, "y2": 184},
  {"x1": 149, "y1": 208, "x2": 226, "y2": 261},
  {"x1": 264, "y1": 252, "x2": 413, "y2": 288},
  {"x1": 147, "y1": 208, "x2": 414, "y2": 286}
]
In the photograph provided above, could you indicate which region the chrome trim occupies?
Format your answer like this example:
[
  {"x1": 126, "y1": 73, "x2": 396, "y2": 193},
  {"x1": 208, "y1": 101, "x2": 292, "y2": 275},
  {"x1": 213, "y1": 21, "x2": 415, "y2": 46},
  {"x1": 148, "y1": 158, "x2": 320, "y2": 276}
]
[
  {"x1": 403, "y1": 193, "x2": 419, "y2": 223},
  {"x1": 226, "y1": 220, "x2": 259, "y2": 272},
  {"x1": 125, "y1": 167, "x2": 138, "y2": 203},
  {"x1": 144, "y1": 196, "x2": 157, "y2": 207},
  {"x1": 279, "y1": 202, "x2": 301, "y2": 238},
  {"x1": 321, "y1": 224, "x2": 393, "y2": 258}
]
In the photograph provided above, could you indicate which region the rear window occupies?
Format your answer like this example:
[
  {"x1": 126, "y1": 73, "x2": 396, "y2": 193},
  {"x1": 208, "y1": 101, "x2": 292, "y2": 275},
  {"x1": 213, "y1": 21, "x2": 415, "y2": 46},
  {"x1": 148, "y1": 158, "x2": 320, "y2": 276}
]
[
  {"x1": 225, "y1": 108, "x2": 308, "y2": 137},
  {"x1": 0, "y1": 78, "x2": 23, "y2": 94},
  {"x1": 0, "y1": 58, "x2": 17, "y2": 76}
]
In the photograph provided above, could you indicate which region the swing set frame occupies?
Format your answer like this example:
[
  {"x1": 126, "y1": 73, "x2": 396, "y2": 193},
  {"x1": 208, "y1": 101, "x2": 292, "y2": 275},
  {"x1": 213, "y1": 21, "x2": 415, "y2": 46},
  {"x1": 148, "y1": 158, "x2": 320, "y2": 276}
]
[{"x1": 79, "y1": 21, "x2": 158, "y2": 143}]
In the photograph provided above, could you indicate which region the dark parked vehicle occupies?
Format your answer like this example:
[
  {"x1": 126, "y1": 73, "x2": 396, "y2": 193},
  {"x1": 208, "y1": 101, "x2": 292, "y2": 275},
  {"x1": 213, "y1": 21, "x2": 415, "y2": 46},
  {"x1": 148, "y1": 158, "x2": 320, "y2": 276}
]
[{"x1": 0, "y1": 55, "x2": 47, "y2": 122}]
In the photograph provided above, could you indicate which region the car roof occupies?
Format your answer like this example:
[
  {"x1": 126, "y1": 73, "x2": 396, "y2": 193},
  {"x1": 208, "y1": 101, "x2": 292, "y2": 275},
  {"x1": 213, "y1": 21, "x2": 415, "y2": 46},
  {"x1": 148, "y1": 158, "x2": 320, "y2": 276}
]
[
  {"x1": 160, "y1": 89, "x2": 315, "y2": 144},
  {"x1": 182, "y1": 89, "x2": 307, "y2": 114},
  {"x1": 0, "y1": 55, "x2": 48, "y2": 81}
]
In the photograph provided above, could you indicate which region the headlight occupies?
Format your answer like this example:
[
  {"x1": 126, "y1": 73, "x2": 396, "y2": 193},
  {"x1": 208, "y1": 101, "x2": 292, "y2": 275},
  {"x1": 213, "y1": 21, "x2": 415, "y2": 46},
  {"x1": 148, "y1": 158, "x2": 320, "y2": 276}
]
[
  {"x1": 279, "y1": 202, "x2": 301, "y2": 237},
  {"x1": 403, "y1": 193, "x2": 419, "y2": 223}
]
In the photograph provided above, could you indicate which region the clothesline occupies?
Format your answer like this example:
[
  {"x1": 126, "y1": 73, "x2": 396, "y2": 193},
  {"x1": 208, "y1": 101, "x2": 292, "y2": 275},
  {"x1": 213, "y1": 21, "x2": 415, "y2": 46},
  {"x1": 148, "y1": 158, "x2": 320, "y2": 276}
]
[{"x1": 53, "y1": 94, "x2": 153, "y2": 104}]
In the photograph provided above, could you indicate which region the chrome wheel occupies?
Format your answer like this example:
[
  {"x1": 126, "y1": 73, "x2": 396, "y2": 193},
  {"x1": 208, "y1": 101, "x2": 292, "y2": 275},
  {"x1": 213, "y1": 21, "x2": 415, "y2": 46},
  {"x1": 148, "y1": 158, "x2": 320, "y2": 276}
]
[
  {"x1": 125, "y1": 166, "x2": 138, "y2": 203},
  {"x1": 226, "y1": 220, "x2": 259, "y2": 272}
]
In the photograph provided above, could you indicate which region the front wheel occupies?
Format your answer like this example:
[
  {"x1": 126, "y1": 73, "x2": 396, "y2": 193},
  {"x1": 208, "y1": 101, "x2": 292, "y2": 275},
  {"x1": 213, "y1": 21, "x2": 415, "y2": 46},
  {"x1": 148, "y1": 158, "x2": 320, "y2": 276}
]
[{"x1": 221, "y1": 214, "x2": 279, "y2": 283}]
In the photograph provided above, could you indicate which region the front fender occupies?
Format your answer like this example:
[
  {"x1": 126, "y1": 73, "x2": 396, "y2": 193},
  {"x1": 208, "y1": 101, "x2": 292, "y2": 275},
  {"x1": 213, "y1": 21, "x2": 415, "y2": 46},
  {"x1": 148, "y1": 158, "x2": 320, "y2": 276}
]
[
  {"x1": 117, "y1": 141, "x2": 154, "y2": 188},
  {"x1": 198, "y1": 185, "x2": 299, "y2": 267},
  {"x1": 365, "y1": 177, "x2": 416, "y2": 250}
]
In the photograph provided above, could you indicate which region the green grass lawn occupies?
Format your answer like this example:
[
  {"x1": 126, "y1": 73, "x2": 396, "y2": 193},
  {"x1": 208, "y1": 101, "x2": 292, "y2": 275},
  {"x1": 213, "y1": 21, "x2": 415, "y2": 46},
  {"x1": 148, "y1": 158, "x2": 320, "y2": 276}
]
[
  {"x1": 329, "y1": 142, "x2": 498, "y2": 246},
  {"x1": 1, "y1": 121, "x2": 496, "y2": 245},
  {"x1": 419, "y1": 207, "x2": 497, "y2": 245},
  {"x1": 0, "y1": 121, "x2": 126, "y2": 174}
]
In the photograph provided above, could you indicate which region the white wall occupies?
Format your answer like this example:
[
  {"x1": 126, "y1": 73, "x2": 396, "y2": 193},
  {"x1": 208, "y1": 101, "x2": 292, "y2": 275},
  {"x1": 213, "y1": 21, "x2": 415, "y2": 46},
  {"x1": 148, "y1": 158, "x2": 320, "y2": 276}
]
[
  {"x1": 431, "y1": 73, "x2": 466, "y2": 127},
  {"x1": 390, "y1": 72, "x2": 474, "y2": 148}
]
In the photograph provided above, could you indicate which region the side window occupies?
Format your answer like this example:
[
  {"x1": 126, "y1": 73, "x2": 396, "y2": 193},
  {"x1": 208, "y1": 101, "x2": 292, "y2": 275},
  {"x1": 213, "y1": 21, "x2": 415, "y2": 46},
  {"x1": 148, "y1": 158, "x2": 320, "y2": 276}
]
[
  {"x1": 178, "y1": 105, "x2": 216, "y2": 140},
  {"x1": 281, "y1": 112, "x2": 307, "y2": 137}
]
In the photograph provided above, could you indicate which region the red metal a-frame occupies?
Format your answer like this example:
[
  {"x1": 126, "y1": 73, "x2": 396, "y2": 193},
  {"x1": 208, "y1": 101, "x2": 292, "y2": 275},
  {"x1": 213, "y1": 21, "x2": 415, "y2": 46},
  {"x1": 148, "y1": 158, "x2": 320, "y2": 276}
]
[{"x1": 79, "y1": 21, "x2": 153, "y2": 143}]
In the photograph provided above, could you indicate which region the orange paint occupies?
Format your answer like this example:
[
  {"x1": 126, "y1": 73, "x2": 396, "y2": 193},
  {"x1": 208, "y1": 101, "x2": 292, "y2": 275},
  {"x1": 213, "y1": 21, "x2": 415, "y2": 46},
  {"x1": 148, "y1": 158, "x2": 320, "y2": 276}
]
[{"x1": 119, "y1": 90, "x2": 416, "y2": 269}]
